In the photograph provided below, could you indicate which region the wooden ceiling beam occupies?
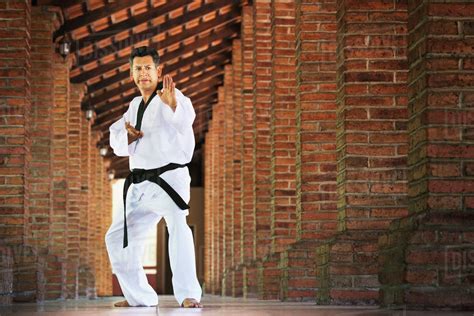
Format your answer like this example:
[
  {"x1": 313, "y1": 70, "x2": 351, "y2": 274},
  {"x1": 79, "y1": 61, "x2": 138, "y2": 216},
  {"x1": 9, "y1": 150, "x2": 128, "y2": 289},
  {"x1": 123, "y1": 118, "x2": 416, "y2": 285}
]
[
  {"x1": 70, "y1": 0, "x2": 236, "y2": 53},
  {"x1": 190, "y1": 91, "x2": 219, "y2": 106},
  {"x1": 53, "y1": 0, "x2": 144, "y2": 40},
  {"x1": 181, "y1": 75, "x2": 223, "y2": 98},
  {"x1": 37, "y1": 0, "x2": 84, "y2": 8},
  {"x1": 76, "y1": 2, "x2": 240, "y2": 68}
]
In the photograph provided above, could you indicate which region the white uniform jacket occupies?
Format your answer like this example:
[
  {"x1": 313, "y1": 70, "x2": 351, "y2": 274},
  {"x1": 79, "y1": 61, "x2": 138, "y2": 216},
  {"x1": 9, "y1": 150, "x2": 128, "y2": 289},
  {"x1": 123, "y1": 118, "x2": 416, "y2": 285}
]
[{"x1": 109, "y1": 88, "x2": 195, "y2": 209}]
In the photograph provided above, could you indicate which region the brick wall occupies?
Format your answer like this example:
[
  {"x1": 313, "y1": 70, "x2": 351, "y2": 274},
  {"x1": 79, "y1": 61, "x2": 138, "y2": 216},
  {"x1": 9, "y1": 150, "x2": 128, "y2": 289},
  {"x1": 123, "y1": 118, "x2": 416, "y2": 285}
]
[
  {"x1": 203, "y1": 0, "x2": 474, "y2": 309},
  {"x1": 0, "y1": 1, "x2": 113, "y2": 302}
]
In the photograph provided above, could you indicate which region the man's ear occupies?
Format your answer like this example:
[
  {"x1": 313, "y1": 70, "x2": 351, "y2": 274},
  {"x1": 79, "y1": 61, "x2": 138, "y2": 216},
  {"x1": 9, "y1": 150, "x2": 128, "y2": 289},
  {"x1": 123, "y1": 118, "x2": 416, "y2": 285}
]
[
  {"x1": 157, "y1": 65, "x2": 162, "y2": 78},
  {"x1": 129, "y1": 69, "x2": 133, "y2": 81}
]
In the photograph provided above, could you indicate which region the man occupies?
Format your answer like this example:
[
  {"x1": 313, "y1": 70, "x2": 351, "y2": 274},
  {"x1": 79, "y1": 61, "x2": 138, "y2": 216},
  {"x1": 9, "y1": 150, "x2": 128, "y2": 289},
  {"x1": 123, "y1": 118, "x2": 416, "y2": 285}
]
[{"x1": 105, "y1": 46, "x2": 202, "y2": 308}]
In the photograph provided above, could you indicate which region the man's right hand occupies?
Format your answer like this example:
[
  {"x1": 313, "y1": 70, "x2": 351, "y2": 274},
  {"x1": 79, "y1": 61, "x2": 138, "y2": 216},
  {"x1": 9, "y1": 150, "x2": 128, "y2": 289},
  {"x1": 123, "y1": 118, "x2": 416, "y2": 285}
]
[{"x1": 125, "y1": 121, "x2": 144, "y2": 145}]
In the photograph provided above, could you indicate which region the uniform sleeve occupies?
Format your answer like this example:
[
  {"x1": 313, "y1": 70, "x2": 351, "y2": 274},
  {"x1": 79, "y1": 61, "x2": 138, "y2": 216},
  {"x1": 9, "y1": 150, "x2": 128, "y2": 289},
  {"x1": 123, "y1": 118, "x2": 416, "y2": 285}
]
[
  {"x1": 164, "y1": 88, "x2": 196, "y2": 133},
  {"x1": 109, "y1": 107, "x2": 136, "y2": 157}
]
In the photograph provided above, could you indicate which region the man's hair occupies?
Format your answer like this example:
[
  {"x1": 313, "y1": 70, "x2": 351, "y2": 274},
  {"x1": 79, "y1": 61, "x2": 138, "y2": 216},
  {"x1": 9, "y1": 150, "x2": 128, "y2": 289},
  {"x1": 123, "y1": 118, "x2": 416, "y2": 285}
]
[{"x1": 129, "y1": 46, "x2": 160, "y2": 67}]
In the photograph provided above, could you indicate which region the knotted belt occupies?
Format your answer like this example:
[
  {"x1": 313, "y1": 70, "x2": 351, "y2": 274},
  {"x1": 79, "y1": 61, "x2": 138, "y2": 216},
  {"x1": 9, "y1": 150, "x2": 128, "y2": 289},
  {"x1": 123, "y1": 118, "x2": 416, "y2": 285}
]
[{"x1": 122, "y1": 163, "x2": 189, "y2": 248}]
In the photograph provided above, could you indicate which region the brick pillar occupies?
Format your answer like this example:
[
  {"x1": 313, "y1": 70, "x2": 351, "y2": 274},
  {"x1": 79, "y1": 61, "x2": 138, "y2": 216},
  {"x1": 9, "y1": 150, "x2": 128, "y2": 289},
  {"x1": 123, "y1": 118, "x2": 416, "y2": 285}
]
[
  {"x1": 208, "y1": 117, "x2": 216, "y2": 294},
  {"x1": 29, "y1": 6, "x2": 58, "y2": 303},
  {"x1": 319, "y1": 0, "x2": 409, "y2": 305},
  {"x1": 253, "y1": 0, "x2": 272, "y2": 260},
  {"x1": 253, "y1": 0, "x2": 298, "y2": 301},
  {"x1": 101, "y1": 161, "x2": 112, "y2": 295},
  {"x1": 79, "y1": 109, "x2": 94, "y2": 298},
  {"x1": 216, "y1": 89, "x2": 225, "y2": 295},
  {"x1": 270, "y1": 0, "x2": 297, "y2": 253},
  {"x1": 66, "y1": 83, "x2": 85, "y2": 298},
  {"x1": 296, "y1": 1, "x2": 338, "y2": 242},
  {"x1": 30, "y1": 6, "x2": 55, "y2": 250},
  {"x1": 93, "y1": 137, "x2": 112, "y2": 297},
  {"x1": 279, "y1": 0, "x2": 338, "y2": 302},
  {"x1": 241, "y1": 5, "x2": 256, "y2": 264},
  {"x1": 379, "y1": 0, "x2": 474, "y2": 309},
  {"x1": 0, "y1": 0, "x2": 35, "y2": 303},
  {"x1": 231, "y1": 39, "x2": 243, "y2": 297},
  {"x1": 51, "y1": 53, "x2": 70, "y2": 299},
  {"x1": 214, "y1": 100, "x2": 224, "y2": 295},
  {"x1": 88, "y1": 132, "x2": 99, "y2": 297},
  {"x1": 203, "y1": 132, "x2": 211, "y2": 293},
  {"x1": 240, "y1": 5, "x2": 259, "y2": 298},
  {"x1": 223, "y1": 64, "x2": 234, "y2": 296}
]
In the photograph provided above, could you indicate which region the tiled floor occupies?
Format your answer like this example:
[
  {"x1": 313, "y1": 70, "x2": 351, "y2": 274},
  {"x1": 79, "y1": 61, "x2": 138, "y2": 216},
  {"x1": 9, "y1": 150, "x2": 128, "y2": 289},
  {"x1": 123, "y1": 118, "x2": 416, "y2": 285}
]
[{"x1": 0, "y1": 295, "x2": 471, "y2": 316}]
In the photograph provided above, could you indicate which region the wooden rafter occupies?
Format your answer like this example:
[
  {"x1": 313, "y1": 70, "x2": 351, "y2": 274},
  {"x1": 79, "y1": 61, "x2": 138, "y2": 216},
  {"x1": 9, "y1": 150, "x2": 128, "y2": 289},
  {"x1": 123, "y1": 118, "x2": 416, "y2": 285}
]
[
  {"x1": 74, "y1": 22, "x2": 238, "y2": 85},
  {"x1": 76, "y1": 1, "x2": 240, "y2": 68},
  {"x1": 54, "y1": 0, "x2": 144, "y2": 40}
]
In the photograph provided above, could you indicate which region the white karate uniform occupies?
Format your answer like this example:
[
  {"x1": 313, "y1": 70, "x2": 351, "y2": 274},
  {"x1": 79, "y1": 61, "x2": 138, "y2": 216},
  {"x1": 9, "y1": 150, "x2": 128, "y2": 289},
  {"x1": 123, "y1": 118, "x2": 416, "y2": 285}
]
[{"x1": 105, "y1": 88, "x2": 202, "y2": 306}]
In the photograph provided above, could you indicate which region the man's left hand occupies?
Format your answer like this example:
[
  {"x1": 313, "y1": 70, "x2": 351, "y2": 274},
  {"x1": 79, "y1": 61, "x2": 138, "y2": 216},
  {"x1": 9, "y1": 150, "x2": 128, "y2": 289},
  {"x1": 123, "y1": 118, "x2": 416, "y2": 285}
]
[{"x1": 158, "y1": 74, "x2": 177, "y2": 111}]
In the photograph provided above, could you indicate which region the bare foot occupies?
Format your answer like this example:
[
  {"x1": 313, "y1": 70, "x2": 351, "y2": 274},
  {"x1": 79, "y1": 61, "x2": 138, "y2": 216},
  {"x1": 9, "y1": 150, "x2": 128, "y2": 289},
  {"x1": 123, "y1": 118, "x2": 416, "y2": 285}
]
[
  {"x1": 181, "y1": 298, "x2": 203, "y2": 308},
  {"x1": 114, "y1": 300, "x2": 131, "y2": 307}
]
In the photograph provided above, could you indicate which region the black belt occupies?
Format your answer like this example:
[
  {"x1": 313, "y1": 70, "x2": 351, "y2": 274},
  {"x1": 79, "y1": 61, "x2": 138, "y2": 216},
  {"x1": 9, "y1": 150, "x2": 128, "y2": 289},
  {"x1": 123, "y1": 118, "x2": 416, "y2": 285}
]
[{"x1": 122, "y1": 163, "x2": 189, "y2": 248}]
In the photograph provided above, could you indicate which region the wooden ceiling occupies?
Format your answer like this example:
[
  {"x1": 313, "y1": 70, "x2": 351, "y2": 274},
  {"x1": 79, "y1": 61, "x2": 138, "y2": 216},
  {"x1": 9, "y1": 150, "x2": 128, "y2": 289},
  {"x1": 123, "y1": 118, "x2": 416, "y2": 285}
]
[{"x1": 39, "y1": 0, "x2": 247, "y2": 178}]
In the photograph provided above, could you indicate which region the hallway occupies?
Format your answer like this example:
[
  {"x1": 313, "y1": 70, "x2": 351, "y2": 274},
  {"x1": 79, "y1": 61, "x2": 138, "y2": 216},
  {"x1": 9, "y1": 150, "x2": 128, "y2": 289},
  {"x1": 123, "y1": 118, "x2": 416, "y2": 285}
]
[
  {"x1": 1, "y1": 0, "x2": 474, "y2": 312},
  {"x1": 0, "y1": 295, "x2": 471, "y2": 316}
]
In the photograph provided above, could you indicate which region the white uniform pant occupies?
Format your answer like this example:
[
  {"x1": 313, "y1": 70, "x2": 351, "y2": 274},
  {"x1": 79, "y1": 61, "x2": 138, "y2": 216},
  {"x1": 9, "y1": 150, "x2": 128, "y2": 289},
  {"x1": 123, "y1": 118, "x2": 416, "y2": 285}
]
[{"x1": 105, "y1": 180, "x2": 202, "y2": 306}]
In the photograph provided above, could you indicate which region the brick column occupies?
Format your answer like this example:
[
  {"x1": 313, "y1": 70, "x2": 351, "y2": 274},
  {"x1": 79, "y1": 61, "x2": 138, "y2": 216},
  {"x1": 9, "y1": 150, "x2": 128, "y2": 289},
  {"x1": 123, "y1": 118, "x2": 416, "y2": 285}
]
[
  {"x1": 204, "y1": 132, "x2": 212, "y2": 292},
  {"x1": 51, "y1": 54, "x2": 70, "y2": 299},
  {"x1": 30, "y1": 6, "x2": 55, "y2": 250},
  {"x1": 79, "y1": 109, "x2": 94, "y2": 298},
  {"x1": 66, "y1": 83, "x2": 86, "y2": 298},
  {"x1": 216, "y1": 89, "x2": 225, "y2": 295},
  {"x1": 94, "y1": 136, "x2": 112, "y2": 296},
  {"x1": 223, "y1": 64, "x2": 234, "y2": 296},
  {"x1": 240, "y1": 5, "x2": 259, "y2": 298},
  {"x1": 209, "y1": 117, "x2": 217, "y2": 294},
  {"x1": 379, "y1": 0, "x2": 474, "y2": 309},
  {"x1": 270, "y1": 0, "x2": 297, "y2": 254},
  {"x1": 0, "y1": 0, "x2": 34, "y2": 303},
  {"x1": 318, "y1": 0, "x2": 409, "y2": 305},
  {"x1": 256, "y1": 0, "x2": 298, "y2": 301},
  {"x1": 253, "y1": 0, "x2": 272, "y2": 260},
  {"x1": 231, "y1": 39, "x2": 244, "y2": 296},
  {"x1": 241, "y1": 5, "x2": 256, "y2": 264},
  {"x1": 296, "y1": 1, "x2": 338, "y2": 242},
  {"x1": 280, "y1": 0, "x2": 338, "y2": 302},
  {"x1": 88, "y1": 132, "x2": 99, "y2": 297}
]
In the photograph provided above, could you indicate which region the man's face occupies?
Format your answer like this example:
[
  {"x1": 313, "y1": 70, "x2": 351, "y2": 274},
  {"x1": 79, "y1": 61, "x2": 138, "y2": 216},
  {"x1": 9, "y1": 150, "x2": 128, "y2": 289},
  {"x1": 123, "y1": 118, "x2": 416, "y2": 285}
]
[{"x1": 130, "y1": 55, "x2": 162, "y2": 91}]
